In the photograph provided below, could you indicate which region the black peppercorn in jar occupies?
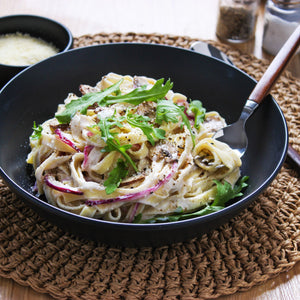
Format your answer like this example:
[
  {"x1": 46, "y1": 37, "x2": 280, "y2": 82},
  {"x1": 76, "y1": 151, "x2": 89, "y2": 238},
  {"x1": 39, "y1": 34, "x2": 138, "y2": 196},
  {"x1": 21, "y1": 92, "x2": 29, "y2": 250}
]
[{"x1": 216, "y1": 0, "x2": 259, "y2": 43}]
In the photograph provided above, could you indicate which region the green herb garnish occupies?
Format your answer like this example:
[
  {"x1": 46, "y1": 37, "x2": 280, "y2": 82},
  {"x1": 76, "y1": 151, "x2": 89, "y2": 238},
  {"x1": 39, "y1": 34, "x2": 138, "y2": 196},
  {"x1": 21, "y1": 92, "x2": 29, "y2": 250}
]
[
  {"x1": 97, "y1": 115, "x2": 138, "y2": 172},
  {"x1": 187, "y1": 100, "x2": 206, "y2": 129},
  {"x1": 55, "y1": 78, "x2": 173, "y2": 124},
  {"x1": 126, "y1": 112, "x2": 166, "y2": 146},
  {"x1": 30, "y1": 121, "x2": 43, "y2": 140},
  {"x1": 211, "y1": 176, "x2": 249, "y2": 207},
  {"x1": 105, "y1": 78, "x2": 173, "y2": 106},
  {"x1": 134, "y1": 176, "x2": 249, "y2": 223},
  {"x1": 55, "y1": 80, "x2": 123, "y2": 124},
  {"x1": 104, "y1": 159, "x2": 129, "y2": 194},
  {"x1": 156, "y1": 100, "x2": 195, "y2": 146}
]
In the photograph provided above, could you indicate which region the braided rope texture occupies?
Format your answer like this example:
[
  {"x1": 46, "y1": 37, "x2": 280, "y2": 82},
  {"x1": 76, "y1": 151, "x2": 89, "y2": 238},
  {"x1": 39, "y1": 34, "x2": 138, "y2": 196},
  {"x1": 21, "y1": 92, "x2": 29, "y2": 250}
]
[{"x1": 0, "y1": 33, "x2": 299, "y2": 300}]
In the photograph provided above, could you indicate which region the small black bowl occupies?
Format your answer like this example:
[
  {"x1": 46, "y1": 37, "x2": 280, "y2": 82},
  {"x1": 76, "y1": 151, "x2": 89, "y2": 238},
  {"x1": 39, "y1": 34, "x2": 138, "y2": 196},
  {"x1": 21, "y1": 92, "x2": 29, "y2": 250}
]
[
  {"x1": 0, "y1": 14, "x2": 73, "y2": 87},
  {"x1": 0, "y1": 43, "x2": 288, "y2": 247}
]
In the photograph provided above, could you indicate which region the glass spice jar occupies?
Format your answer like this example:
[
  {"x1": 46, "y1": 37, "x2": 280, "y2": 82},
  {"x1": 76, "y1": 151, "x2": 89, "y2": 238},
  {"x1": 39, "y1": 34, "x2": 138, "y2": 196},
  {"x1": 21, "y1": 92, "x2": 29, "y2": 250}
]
[
  {"x1": 263, "y1": 0, "x2": 300, "y2": 55},
  {"x1": 216, "y1": 0, "x2": 259, "y2": 43}
]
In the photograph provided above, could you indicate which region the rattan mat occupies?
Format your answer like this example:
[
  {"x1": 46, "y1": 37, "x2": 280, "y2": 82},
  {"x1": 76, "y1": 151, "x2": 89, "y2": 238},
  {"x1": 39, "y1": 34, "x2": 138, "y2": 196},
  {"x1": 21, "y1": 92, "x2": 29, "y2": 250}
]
[{"x1": 0, "y1": 33, "x2": 300, "y2": 300}]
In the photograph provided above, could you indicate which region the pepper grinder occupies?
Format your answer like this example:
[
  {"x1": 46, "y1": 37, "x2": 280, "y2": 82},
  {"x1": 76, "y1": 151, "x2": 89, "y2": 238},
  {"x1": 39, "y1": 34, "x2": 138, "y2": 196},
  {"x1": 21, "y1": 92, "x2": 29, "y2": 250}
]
[{"x1": 216, "y1": 0, "x2": 259, "y2": 43}]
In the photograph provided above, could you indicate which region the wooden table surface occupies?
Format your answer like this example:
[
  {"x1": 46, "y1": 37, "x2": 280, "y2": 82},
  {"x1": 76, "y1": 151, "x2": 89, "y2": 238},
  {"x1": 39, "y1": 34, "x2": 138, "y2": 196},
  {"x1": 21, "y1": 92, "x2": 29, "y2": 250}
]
[{"x1": 1, "y1": 0, "x2": 300, "y2": 299}]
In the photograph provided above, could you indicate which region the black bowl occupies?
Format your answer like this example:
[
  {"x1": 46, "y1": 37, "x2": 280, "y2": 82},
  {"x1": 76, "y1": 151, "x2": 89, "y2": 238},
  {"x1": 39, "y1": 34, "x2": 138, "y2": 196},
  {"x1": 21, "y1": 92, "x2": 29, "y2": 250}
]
[
  {"x1": 0, "y1": 43, "x2": 288, "y2": 247},
  {"x1": 0, "y1": 14, "x2": 73, "y2": 87}
]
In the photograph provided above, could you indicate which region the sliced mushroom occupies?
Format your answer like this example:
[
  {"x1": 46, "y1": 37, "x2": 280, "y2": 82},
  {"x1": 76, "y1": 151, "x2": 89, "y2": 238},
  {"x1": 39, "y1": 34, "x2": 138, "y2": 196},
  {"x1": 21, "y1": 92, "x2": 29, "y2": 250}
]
[
  {"x1": 150, "y1": 142, "x2": 178, "y2": 162},
  {"x1": 133, "y1": 76, "x2": 149, "y2": 88},
  {"x1": 136, "y1": 101, "x2": 157, "y2": 118},
  {"x1": 194, "y1": 152, "x2": 214, "y2": 168},
  {"x1": 79, "y1": 84, "x2": 101, "y2": 95}
]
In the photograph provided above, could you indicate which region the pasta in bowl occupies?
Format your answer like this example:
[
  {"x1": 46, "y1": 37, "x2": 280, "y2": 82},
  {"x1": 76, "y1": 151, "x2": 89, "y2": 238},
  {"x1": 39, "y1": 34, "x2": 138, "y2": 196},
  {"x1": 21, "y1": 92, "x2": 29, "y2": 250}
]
[{"x1": 27, "y1": 72, "x2": 248, "y2": 223}]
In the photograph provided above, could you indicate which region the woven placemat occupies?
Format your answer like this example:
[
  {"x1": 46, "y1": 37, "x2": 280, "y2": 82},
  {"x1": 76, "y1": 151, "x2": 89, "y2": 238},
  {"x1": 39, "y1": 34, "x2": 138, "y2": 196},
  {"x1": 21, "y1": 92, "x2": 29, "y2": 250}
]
[{"x1": 0, "y1": 33, "x2": 299, "y2": 300}]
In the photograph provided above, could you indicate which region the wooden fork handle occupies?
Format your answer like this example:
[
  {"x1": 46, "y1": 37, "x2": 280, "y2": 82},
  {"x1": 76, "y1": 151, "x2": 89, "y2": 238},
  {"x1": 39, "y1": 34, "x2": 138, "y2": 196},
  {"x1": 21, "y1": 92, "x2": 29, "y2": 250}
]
[
  {"x1": 249, "y1": 25, "x2": 300, "y2": 104},
  {"x1": 287, "y1": 144, "x2": 300, "y2": 173}
]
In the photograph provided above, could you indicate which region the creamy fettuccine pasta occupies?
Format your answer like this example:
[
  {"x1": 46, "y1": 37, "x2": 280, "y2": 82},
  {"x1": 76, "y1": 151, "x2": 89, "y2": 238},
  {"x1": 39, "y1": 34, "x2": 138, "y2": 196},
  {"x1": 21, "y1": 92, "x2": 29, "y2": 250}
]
[{"x1": 27, "y1": 73, "x2": 242, "y2": 223}]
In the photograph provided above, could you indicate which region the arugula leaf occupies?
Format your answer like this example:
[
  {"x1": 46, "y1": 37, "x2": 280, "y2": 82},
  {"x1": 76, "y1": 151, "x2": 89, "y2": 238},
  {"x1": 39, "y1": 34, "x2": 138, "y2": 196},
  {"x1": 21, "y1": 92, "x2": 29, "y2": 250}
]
[
  {"x1": 135, "y1": 205, "x2": 224, "y2": 223},
  {"x1": 187, "y1": 100, "x2": 206, "y2": 129},
  {"x1": 212, "y1": 175, "x2": 249, "y2": 207},
  {"x1": 104, "y1": 159, "x2": 129, "y2": 194},
  {"x1": 156, "y1": 100, "x2": 195, "y2": 146},
  {"x1": 126, "y1": 112, "x2": 165, "y2": 146},
  {"x1": 98, "y1": 113, "x2": 124, "y2": 141},
  {"x1": 55, "y1": 79, "x2": 172, "y2": 124},
  {"x1": 30, "y1": 121, "x2": 43, "y2": 140},
  {"x1": 55, "y1": 80, "x2": 123, "y2": 124},
  {"x1": 98, "y1": 116, "x2": 138, "y2": 172},
  {"x1": 103, "y1": 140, "x2": 136, "y2": 171},
  {"x1": 104, "y1": 78, "x2": 173, "y2": 106},
  {"x1": 134, "y1": 176, "x2": 249, "y2": 223}
]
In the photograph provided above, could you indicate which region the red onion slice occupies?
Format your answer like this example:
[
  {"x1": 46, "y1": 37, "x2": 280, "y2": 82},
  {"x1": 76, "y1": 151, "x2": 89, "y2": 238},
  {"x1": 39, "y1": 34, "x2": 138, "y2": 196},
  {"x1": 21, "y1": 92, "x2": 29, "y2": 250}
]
[
  {"x1": 55, "y1": 128, "x2": 81, "y2": 152},
  {"x1": 87, "y1": 130, "x2": 94, "y2": 137},
  {"x1": 44, "y1": 174, "x2": 84, "y2": 195},
  {"x1": 86, "y1": 162, "x2": 178, "y2": 206},
  {"x1": 128, "y1": 202, "x2": 140, "y2": 223},
  {"x1": 82, "y1": 145, "x2": 94, "y2": 168}
]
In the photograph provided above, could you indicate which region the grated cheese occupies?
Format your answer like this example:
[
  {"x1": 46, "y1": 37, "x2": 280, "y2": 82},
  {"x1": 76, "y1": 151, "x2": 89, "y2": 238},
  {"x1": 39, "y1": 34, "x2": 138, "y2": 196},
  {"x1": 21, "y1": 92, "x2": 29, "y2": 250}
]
[{"x1": 0, "y1": 32, "x2": 58, "y2": 66}]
